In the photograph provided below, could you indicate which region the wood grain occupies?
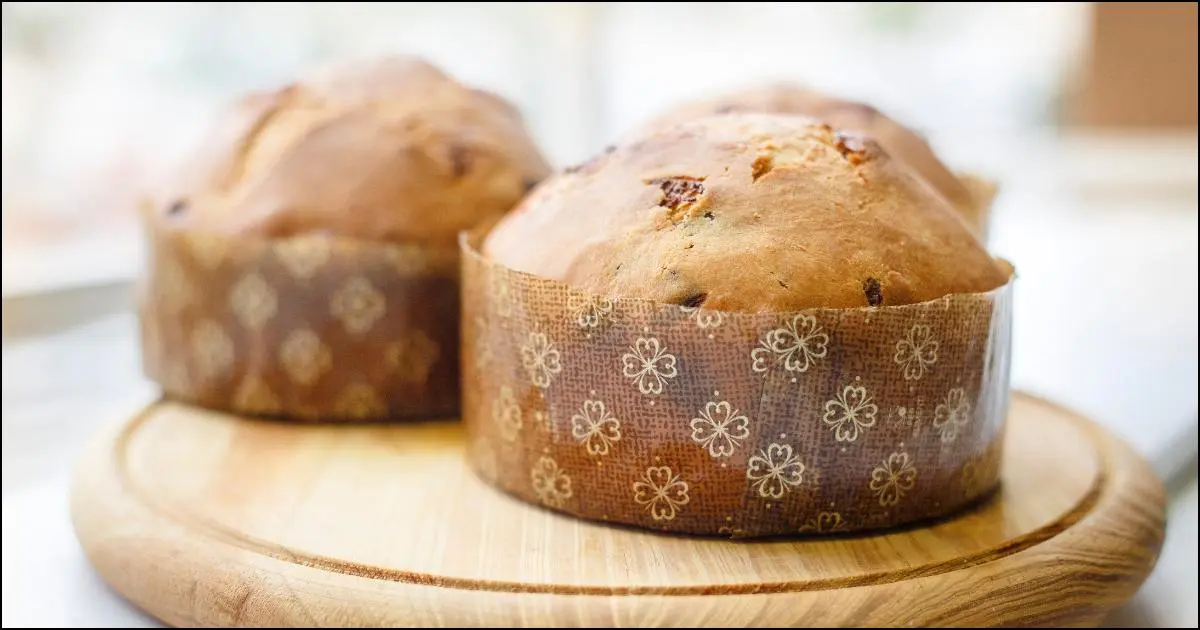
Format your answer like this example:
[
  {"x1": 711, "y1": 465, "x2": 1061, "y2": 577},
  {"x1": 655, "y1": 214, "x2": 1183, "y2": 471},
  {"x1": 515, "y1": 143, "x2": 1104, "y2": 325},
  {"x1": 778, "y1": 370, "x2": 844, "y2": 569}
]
[{"x1": 70, "y1": 392, "x2": 1166, "y2": 627}]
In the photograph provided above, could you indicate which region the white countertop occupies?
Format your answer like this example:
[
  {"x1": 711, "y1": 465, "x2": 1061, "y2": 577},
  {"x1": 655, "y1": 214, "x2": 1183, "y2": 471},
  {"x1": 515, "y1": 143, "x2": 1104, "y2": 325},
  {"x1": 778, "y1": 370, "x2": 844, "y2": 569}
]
[{"x1": 1, "y1": 136, "x2": 1197, "y2": 627}]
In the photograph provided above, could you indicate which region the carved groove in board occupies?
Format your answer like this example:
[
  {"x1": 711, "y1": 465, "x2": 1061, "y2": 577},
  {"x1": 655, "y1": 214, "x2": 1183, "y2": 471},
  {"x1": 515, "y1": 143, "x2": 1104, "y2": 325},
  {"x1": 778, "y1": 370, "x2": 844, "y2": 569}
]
[{"x1": 110, "y1": 399, "x2": 1104, "y2": 595}]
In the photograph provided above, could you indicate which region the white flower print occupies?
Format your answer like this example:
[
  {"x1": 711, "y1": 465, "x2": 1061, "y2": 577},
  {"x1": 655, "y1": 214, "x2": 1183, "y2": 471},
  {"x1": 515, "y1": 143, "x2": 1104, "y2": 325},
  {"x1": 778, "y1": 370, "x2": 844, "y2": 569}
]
[
  {"x1": 571, "y1": 399, "x2": 622, "y2": 456},
  {"x1": 960, "y1": 447, "x2": 1001, "y2": 498},
  {"x1": 567, "y1": 294, "x2": 614, "y2": 329},
  {"x1": 870, "y1": 451, "x2": 918, "y2": 507},
  {"x1": 679, "y1": 305, "x2": 723, "y2": 329},
  {"x1": 191, "y1": 320, "x2": 234, "y2": 382},
  {"x1": 933, "y1": 388, "x2": 973, "y2": 443},
  {"x1": 333, "y1": 383, "x2": 386, "y2": 419},
  {"x1": 689, "y1": 400, "x2": 750, "y2": 458},
  {"x1": 385, "y1": 330, "x2": 440, "y2": 385},
  {"x1": 746, "y1": 443, "x2": 806, "y2": 499},
  {"x1": 520, "y1": 332, "x2": 563, "y2": 388},
  {"x1": 533, "y1": 410, "x2": 552, "y2": 432},
  {"x1": 621, "y1": 337, "x2": 678, "y2": 395},
  {"x1": 279, "y1": 328, "x2": 332, "y2": 386},
  {"x1": 633, "y1": 466, "x2": 690, "y2": 521},
  {"x1": 229, "y1": 273, "x2": 278, "y2": 332},
  {"x1": 492, "y1": 386, "x2": 523, "y2": 441},
  {"x1": 750, "y1": 314, "x2": 829, "y2": 374},
  {"x1": 274, "y1": 237, "x2": 331, "y2": 280},
  {"x1": 531, "y1": 456, "x2": 573, "y2": 508},
  {"x1": 894, "y1": 324, "x2": 939, "y2": 380},
  {"x1": 383, "y1": 244, "x2": 429, "y2": 276},
  {"x1": 330, "y1": 276, "x2": 386, "y2": 335},
  {"x1": 232, "y1": 373, "x2": 280, "y2": 415},
  {"x1": 799, "y1": 511, "x2": 846, "y2": 534},
  {"x1": 822, "y1": 385, "x2": 879, "y2": 442}
]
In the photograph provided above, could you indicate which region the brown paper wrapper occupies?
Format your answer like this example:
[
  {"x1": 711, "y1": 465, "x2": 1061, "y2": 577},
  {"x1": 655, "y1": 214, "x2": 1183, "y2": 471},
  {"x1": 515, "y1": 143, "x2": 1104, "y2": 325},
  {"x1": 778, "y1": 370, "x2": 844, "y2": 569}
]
[
  {"x1": 139, "y1": 226, "x2": 460, "y2": 421},
  {"x1": 461, "y1": 232, "x2": 1014, "y2": 538}
]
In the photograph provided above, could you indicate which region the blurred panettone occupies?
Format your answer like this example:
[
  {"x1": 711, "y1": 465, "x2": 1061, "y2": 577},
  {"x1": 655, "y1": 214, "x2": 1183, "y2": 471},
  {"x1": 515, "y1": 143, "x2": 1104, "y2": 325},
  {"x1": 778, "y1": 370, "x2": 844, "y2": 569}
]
[
  {"x1": 486, "y1": 113, "x2": 1007, "y2": 312},
  {"x1": 147, "y1": 55, "x2": 550, "y2": 245},
  {"x1": 139, "y1": 55, "x2": 550, "y2": 421},
  {"x1": 641, "y1": 84, "x2": 996, "y2": 241}
]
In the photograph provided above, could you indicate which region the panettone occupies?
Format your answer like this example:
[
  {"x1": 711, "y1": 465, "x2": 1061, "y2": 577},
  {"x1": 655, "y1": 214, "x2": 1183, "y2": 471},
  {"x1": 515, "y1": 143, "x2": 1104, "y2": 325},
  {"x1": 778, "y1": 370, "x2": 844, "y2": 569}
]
[
  {"x1": 139, "y1": 55, "x2": 550, "y2": 421},
  {"x1": 465, "y1": 113, "x2": 1014, "y2": 537},
  {"x1": 485, "y1": 113, "x2": 1007, "y2": 312},
  {"x1": 149, "y1": 55, "x2": 549, "y2": 245},
  {"x1": 639, "y1": 84, "x2": 996, "y2": 239}
]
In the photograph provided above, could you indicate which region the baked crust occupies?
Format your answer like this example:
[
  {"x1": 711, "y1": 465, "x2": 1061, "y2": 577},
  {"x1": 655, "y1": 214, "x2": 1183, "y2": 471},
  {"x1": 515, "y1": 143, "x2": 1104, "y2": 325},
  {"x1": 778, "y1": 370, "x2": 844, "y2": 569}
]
[
  {"x1": 147, "y1": 56, "x2": 550, "y2": 246},
  {"x1": 641, "y1": 84, "x2": 989, "y2": 236},
  {"x1": 486, "y1": 113, "x2": 1007, "y2": 312}
]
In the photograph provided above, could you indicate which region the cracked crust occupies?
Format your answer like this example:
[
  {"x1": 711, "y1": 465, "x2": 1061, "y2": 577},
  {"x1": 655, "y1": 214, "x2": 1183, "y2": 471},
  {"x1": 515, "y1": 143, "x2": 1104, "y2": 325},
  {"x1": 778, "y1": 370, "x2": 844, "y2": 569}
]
[
  {"x1": 641, "y1": 84, "x2": 993, "y2": 237},
  {"x1": 146, "y1": 56, "x2": 550, "y2": 246},
  {"x1": 485, "y1": 114, "x2": 1007, "y2": 312}
]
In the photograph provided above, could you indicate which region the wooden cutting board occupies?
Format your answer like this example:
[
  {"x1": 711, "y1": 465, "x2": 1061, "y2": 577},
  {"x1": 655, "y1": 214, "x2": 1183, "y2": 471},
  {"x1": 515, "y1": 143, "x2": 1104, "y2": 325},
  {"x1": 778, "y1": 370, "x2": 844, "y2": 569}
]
[{"x1": 70, "y1": 392, "x2": 1165, "y2": 627}]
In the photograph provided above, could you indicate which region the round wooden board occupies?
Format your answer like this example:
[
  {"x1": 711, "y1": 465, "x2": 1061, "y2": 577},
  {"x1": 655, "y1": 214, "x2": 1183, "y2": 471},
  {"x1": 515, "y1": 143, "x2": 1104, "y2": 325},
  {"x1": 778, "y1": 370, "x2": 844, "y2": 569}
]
[{"x1": 71, "y1": 392, "x2": 1166, "y2": 628}]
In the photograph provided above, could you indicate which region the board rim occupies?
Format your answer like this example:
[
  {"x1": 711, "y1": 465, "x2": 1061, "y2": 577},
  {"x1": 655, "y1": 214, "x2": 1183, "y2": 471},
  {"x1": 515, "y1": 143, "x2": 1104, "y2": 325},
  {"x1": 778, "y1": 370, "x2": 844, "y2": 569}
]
[
  {"x1": 71, "y1": 392, "x2": 1167, "y2": 627},
  {"x1": 104, "y1": 396, "x2": 1108, "y2": 596}
]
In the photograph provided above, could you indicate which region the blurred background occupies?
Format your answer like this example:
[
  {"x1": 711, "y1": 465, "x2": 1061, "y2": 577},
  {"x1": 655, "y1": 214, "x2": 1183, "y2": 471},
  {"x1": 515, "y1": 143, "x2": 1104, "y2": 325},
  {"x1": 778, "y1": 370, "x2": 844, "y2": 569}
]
[
  {"x1": 1, "y1": 2, "x2": 1196, "y2": 300},
  {"x1": 0, "y1": 3, "x2": 1195, "y2": 294},
  {"x1": 1, "y1": 2, "x2": 1197, "y2": 626}
]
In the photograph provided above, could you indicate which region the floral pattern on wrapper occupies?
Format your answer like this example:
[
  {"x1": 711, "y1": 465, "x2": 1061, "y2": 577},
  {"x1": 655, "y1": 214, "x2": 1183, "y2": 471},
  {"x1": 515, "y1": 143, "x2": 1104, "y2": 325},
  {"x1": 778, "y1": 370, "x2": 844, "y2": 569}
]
[
  {"x1": 459, "y1": 231, "x2": 1014, "y2": 538},
  {"x1": 140, "y1": 228, "x2": 462, "y2": 421}
]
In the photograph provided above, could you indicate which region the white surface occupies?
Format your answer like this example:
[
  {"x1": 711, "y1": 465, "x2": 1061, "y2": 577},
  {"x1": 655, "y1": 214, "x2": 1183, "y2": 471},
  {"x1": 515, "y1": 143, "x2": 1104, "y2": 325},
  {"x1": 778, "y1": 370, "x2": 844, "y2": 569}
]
[
  {"x1": 994, "y1": 191, "x2": 1198, "y2": 481},
  {"x1": 3, "y1": 476, "x2": 160, "y2": 629},
  {"x1": 1, "y1": 226, "x2": 143, "y2": 299}
]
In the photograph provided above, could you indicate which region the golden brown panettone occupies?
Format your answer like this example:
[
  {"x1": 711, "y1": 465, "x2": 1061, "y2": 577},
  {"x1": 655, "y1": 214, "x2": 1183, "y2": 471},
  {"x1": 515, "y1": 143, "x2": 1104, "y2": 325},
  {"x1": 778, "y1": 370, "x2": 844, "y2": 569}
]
[
  {"x1": 138, "y1": 56, "x2": 550, "y2": 421},
  {"x1": 643, "y1": 84, "x2": 995, "y2": 238},
  {"x1": 485, "y1": 113, "x2": 1007, "y2": 312},
  {"x1": 148, "y1": 55, "x2": 550, "y2": 245}
]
